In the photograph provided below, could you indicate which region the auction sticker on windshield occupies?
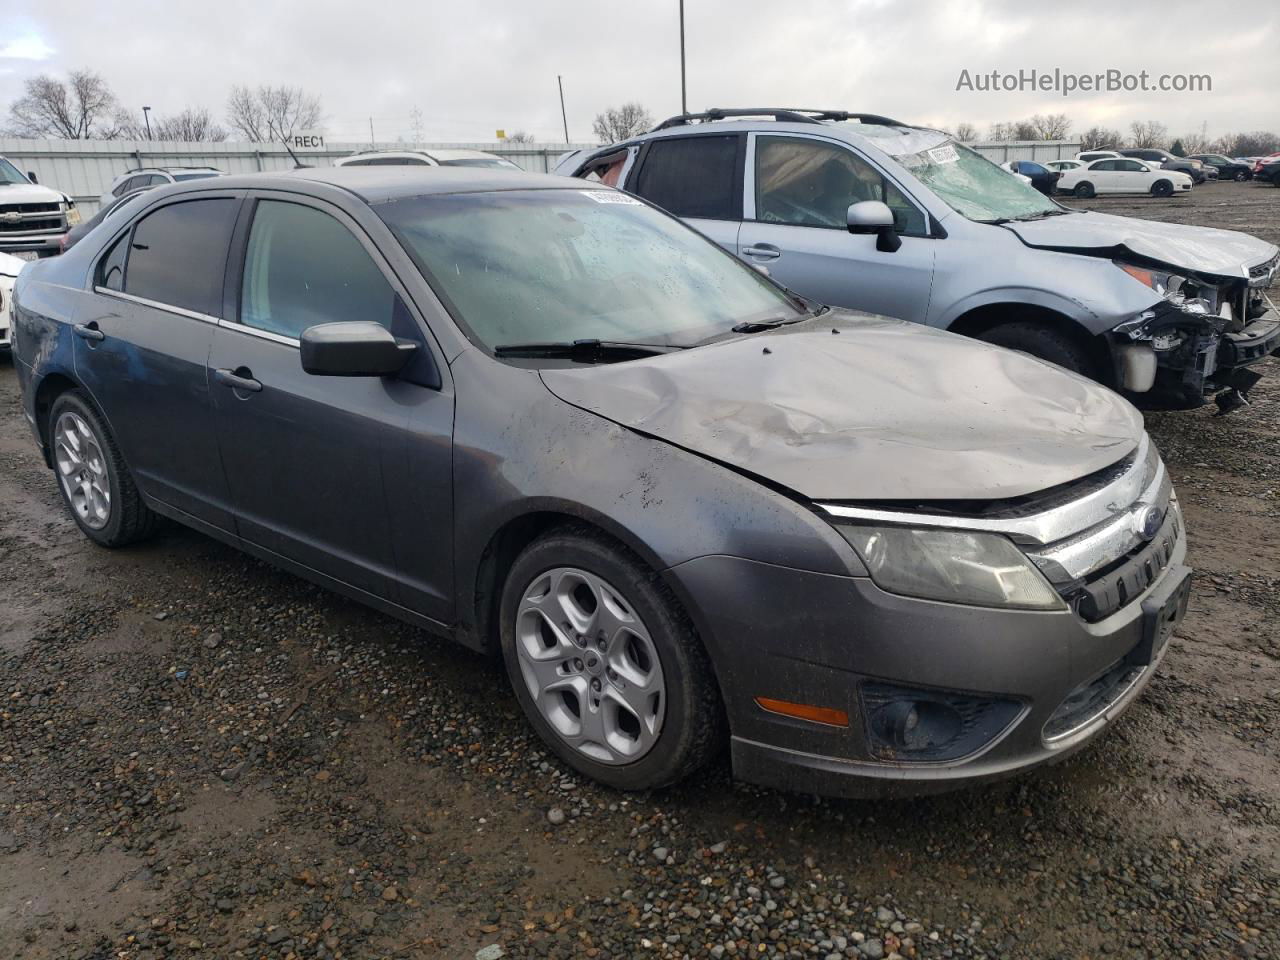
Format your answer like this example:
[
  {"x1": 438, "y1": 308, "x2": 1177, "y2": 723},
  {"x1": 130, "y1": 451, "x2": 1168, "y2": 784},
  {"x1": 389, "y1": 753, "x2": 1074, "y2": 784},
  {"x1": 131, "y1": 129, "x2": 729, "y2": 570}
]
[
  {"x1": 928, "y1": 145, "x2": 959, "y2": 164},
  {"x1": 581, "y1": 191, "x2": 643, "y2": 204}
]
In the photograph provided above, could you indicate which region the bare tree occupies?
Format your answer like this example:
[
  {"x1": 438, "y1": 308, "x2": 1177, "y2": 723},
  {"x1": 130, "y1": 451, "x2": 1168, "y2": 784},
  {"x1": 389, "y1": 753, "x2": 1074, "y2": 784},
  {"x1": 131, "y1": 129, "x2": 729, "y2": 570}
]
[
  {"x1": 1171, "y1": 131, "x2": 1209, "y2": 156},
  {"x1": 226, "y1": 85, "x2": 322, "y2": 142},
  {"x1": 1128, "y1": 120, "x2": 1168, "y2": 149},
  {"x1": 1029, "y1": 113, "x2": 1072, "y2": 140},
  {"x1": 986, "y1": 121, "x2": 1015, "y2": 141},
  {"x1": 156, "y1": 108, "x2": 228, "y2": 142},
  {"x1": 1079, "y1": 126, "x2": 1123, "y2": 151},
  {"x1": 114, "y1": 106, "x2": 228, "y2": 142},
  {"x1": 591, "y1": 103, "x2": 653, "y2": 144},
  {"x1": 953, "y1": 122, "x2": 979, "y2": 142},
  {"x1": 504, "y1": 130, "x2": 535, "y2": 143},
  {"x1": 1228, "y1": 131, "x2": 1280, "y2": 156},
  {"x1": 6, "y1": 70, "x2": 120, "y2": 139},
  {"x1": 1011, "y1": 120, "x2": 1038, "y2": 141},
  {"x1": 408, "y1": 107, "x2": 425, "y2": 143}
]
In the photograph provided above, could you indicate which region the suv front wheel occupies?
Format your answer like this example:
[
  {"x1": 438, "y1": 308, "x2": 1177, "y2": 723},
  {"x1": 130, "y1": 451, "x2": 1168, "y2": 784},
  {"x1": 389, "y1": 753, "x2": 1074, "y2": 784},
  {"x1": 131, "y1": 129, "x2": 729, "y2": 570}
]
[{"x1": 977, "y1": 322, "x2": 1095, "y2": 379}]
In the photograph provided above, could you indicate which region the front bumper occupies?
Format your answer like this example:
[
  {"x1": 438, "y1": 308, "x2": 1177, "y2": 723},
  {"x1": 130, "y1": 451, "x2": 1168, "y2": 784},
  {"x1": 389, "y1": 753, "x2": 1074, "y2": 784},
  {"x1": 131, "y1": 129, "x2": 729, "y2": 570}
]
[
  {"x1": 668, "y1": 535, "x2": 1190, "y2": 797},
  {"x1": 0, "y1": 231, "x2": 63, "y2": 254}
]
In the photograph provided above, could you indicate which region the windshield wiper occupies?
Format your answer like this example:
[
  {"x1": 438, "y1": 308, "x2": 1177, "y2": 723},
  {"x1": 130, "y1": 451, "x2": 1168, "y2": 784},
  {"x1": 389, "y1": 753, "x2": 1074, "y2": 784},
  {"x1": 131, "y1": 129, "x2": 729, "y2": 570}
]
[
  {"x1": 731, "y1": 315, "x2": 814, "y2": 333},
  {"x1": 492, "y1": 339, "x2": 677, "y2": 362}
]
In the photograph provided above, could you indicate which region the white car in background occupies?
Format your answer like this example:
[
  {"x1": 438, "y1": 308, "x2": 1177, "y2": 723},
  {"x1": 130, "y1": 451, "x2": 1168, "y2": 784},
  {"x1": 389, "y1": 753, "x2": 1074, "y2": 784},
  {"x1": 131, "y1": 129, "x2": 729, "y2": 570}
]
[
  {"x1": 1057, "y1": 157, "x2": 1193, "y2": 198},
  {"x1": 0, "y1": 250, "x2": 25, "y2": 351},
  {"x1": 335, "y1": 148, "x2": 521, "y2": 170},
  {"x1": 1046, "y1": 159, "x2": 1083, "y2": 173}
]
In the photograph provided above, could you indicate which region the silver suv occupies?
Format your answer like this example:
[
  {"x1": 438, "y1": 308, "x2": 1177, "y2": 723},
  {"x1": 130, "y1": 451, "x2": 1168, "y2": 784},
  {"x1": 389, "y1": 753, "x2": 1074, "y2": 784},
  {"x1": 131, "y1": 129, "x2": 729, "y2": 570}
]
[
  {"x1": 556, "y1": 108, "x2": 1280, "y2": 412},
  {"x1": 98, "y1": 166, "x2": 222, "y2": 207}
]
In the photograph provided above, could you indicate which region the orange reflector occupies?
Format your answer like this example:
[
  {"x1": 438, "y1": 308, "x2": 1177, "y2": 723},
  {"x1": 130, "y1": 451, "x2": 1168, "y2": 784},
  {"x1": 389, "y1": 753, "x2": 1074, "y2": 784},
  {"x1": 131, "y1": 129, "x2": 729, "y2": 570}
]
[
  {"x1": 1118, "y1": 262, "x2": 1157, "y2": 289},
  {"x1": 754, "y1": 696, "x2": 850, "y2": 728}
]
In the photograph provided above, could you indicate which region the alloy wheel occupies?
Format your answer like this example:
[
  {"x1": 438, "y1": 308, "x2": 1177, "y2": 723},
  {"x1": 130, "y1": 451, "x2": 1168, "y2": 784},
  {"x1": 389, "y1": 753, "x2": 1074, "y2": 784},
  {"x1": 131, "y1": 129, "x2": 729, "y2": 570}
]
[
  {"x1": 514, "y1": 566, "x2": 665, "y2": 765},
  {"x1": 54, "y1": 411, "x2": 111, "y2": 530}
]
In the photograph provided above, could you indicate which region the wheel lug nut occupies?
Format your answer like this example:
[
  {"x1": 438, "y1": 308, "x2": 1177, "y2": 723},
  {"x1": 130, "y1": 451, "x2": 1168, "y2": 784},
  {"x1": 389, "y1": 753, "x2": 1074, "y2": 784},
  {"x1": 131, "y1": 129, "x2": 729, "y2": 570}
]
[
  {"x1": 573, "y1": 659, "x2": 584, "y2": 672},
  {"x1": 591, "y1": 679, "x2": 602, "y2": 691}
]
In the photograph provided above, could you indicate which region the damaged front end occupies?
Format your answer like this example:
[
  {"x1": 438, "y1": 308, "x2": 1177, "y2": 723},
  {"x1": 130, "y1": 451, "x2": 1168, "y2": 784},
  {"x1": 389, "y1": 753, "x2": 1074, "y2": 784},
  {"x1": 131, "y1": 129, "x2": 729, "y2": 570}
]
[{"x1": 1110, "y1": 252, "x2": 1280, "y2": 414}]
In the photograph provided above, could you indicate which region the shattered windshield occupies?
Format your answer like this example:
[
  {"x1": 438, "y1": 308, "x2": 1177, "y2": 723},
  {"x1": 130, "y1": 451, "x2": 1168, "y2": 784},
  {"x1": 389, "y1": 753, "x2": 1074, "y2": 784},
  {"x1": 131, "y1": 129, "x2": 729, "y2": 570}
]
[{"x1": 893, "y1": 140, "x2": 1065, "y2": 223}]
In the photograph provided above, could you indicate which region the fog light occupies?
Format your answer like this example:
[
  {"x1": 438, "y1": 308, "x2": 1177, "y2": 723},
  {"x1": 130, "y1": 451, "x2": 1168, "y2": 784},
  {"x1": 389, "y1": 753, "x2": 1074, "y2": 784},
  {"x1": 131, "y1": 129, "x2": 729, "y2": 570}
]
[{"x1": 862, "y1": 682, "x2": 1023, "y2": 762}]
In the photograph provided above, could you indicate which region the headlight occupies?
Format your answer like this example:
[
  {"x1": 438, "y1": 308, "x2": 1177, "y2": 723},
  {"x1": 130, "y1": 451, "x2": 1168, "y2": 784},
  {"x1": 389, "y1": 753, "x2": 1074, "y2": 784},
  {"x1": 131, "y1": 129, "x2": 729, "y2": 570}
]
[
  {"x1": 1116, "y1": 262, "x2": 1213, "y2": 315},
  {"x1": 838, "y1": 525, "x2": 1065, "y2": 610},
  {"x1": 63, "y1": 200, "x2": 81, "y2": 226}
]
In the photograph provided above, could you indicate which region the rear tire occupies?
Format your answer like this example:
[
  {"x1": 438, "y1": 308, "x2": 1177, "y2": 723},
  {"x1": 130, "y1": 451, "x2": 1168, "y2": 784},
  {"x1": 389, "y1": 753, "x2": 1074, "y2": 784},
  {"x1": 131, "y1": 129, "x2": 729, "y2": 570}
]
[
  {"x1": 499, "y1": 526, "x2": 723, "y2": 791},
  {"x1": 48, "y1": 391, "x2": 157, "y2": 548},
  {"x1": 1073, "y1": 182, "x2": 1095, "y2": 199},
  {"x1": 977, "y1": 321, "x2": 1096, "y2": 379},
  {"x1": 1151, "y1": 180, "x2": 1174, "y2": 198},
  {"x1": 1234, "y1": 171, "x2": 1248, "y2": 182}
]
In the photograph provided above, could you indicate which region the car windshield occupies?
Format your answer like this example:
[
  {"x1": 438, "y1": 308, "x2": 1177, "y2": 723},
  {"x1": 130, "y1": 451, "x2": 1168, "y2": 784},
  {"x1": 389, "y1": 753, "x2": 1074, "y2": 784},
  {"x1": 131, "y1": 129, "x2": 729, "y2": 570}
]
[
  {"x1": 172, "y1": 172, "x2": 219, "y2": 181},
  {"x1": 0, "y1": 158, "x2": 30, "y2": 185},
  {"x1": 379, "y1": 188, "x2": 804, "y2": 351},
  {"x1": 894, "y1": 141, "x2": 1062, "y2": 222}
]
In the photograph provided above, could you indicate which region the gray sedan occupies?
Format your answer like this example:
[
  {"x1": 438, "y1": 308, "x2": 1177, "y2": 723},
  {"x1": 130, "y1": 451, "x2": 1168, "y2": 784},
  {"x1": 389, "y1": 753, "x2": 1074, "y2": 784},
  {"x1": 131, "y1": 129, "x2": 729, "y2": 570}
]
[{"x1": 10, "y1": 168, "x2": 1190, "y2": 795}]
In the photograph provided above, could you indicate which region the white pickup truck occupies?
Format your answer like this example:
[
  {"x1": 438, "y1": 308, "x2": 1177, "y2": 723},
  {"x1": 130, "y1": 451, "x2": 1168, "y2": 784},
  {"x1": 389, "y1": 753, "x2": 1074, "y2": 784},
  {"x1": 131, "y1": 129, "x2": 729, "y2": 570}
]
[{"x1": 0, "y1": 155, "x2": 79, "y2": 259}]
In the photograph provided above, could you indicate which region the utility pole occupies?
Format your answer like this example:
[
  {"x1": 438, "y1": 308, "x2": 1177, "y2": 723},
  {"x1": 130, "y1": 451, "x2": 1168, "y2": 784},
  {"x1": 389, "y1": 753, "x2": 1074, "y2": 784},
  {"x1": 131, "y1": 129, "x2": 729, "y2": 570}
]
[
  {"x1": 142, "y1": 105, "x2": 152, "y2": 140},
  {"x1": 558, "y1": 76, "x2": 569, "y2": 144},
  {"x1": 679, "y1": 0, "x2": 687, "y2": 115},
  {"x1": 369, "y1": 117, "x2": 376, "y2": 148}
]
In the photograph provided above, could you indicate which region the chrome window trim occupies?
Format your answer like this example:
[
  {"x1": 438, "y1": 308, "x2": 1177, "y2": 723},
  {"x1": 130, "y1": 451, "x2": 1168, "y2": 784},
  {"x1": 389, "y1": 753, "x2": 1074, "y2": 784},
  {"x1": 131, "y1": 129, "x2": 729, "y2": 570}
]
[
  {"x1": 93, "y1": 286, "x2": 220, "y2": 325},
  {"x1": 818, "y1": 435, "x2": 1154, "y2": 548},
  {"x1": 216, "y1": 319, "x2": 299, "y2": 348}
]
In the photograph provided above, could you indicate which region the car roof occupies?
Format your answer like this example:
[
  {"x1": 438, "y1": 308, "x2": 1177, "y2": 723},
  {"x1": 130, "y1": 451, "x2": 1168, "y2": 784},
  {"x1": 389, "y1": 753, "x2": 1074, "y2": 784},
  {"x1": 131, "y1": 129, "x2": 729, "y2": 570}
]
[{"x1": 167, "y1": 165, "x2": 578, "y2": 204}]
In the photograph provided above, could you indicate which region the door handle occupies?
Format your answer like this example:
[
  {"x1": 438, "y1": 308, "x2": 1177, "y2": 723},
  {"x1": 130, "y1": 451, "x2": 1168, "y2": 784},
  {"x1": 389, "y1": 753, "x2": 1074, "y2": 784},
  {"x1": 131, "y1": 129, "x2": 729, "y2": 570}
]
[
  {"x1": 741, "y1": 244, "x2": 781, "y2": 261},
  {"x1": 73, "y1": 322, "x2": 105, "y2": 342},
  {"x1": 213, "y1": 367, "x2": 263, "y2": 393}
]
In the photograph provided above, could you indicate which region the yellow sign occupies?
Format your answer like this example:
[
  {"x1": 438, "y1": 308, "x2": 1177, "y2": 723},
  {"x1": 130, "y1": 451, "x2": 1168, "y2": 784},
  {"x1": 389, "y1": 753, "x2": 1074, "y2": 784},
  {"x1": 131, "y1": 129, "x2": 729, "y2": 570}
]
[{"x1": 496, "y1": 129, "x2": 506, "y2": 139}]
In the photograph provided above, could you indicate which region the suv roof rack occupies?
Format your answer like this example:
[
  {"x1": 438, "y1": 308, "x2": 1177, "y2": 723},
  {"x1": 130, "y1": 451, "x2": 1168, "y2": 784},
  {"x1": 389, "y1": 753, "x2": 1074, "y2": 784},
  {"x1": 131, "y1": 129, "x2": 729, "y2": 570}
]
[{"x1": 651, "y1": 108, "x2": 909, "y2": 131}]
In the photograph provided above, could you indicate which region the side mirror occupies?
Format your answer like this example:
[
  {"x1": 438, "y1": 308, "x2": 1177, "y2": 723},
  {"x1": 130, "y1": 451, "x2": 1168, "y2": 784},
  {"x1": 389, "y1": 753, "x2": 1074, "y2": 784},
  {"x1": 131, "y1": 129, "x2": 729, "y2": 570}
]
[
  {"x1": 300, "y1": 321, "x2": 414, "y2": 377},
  {"x1": 847, "y1": 200, "x2": 901, "y2": 253},
  {"x1": 27, "y1": 171, "x2": 38, "y2": 184}
]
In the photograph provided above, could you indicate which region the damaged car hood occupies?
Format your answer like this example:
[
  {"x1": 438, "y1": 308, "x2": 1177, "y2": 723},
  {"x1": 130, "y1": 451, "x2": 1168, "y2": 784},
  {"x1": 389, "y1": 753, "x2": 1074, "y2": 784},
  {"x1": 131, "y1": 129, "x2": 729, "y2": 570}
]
[
  {"x1": 1002, "y1": 211, "x2": 1278, "y2": 280},
  {"x1": 540, "y1": 314, "x2": 1143, "y2": 502}
]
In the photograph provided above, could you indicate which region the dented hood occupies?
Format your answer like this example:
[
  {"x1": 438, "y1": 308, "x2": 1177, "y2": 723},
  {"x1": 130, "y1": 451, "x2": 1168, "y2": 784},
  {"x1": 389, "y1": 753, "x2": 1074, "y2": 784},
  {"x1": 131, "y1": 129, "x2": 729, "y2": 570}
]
[
  {"x1": 540, "y1": 314, "x2": 1143, "y2": 502},
  {"x1": 1002, "y1": 211, "x2": 1278, "y2": 280}
]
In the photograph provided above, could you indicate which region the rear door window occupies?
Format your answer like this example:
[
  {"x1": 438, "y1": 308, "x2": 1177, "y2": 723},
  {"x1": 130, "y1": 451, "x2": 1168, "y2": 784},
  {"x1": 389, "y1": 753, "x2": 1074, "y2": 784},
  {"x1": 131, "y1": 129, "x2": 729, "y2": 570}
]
[
  {"x1": 123, "y1": 198, "x2": 238, "y2": 315},
  {"x1": 755, "y1": 136, "x2": 927, "y2": 236},
  {"x1": 239, "y1": 199, "x2": 397, "y2": 340},
  {"x1": 97, "y1": 232, "x2": 129, "y2": 291},
  {"x1": 631, "y1": 135, "x2": 743, "y2": 220}
]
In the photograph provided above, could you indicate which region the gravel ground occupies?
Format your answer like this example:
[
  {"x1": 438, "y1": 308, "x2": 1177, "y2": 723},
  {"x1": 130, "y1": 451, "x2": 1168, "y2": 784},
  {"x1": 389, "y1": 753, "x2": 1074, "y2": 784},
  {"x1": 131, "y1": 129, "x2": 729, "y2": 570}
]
[{"x1": 1, "y1": 180, "x2": 1278, "y2": 960}]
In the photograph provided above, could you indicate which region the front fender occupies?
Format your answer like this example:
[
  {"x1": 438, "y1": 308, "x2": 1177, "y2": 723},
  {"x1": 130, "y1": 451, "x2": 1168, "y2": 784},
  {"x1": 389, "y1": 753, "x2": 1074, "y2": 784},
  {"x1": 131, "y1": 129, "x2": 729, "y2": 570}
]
[{"x1": 934, "y1": 247, "x2": 1162, "y2": 336}]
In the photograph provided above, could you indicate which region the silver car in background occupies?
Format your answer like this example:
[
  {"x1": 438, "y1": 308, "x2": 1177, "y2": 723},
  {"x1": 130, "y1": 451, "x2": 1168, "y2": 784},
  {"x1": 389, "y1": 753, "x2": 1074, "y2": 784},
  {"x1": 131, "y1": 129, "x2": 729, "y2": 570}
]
[{"x1": 556, "y1": 108, "x2": 1280, "y2": 413}]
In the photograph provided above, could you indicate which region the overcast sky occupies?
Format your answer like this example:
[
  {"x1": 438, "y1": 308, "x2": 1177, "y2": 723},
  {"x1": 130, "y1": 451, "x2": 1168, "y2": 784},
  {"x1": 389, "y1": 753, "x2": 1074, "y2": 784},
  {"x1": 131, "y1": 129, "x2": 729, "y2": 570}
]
[{"x1": 2, "y1": 0, "x2": 1277, "y2": 144}]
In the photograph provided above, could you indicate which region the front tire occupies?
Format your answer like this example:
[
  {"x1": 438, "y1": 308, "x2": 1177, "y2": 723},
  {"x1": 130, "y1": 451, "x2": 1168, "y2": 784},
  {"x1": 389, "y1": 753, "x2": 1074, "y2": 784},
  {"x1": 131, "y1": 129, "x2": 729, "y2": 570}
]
[
  {"x1": 1234, "y1": 171, "x2": 1248, "y2": 182},
  {"x1": 1073, "y1": 182, "x2": 1095, "y2": 199},
  {"x1": 1151, "y1": 179, "x2": 1174, "y2": 198},
  {"x1": 499, "y1": 526, "x2": 722, "y2": 791},
  {"x1": 977, "y1": 321, "x2": 1096, "y2": 380},
  {"x1": 48, "y1": 391, "x2": 156, "y2": 547}
]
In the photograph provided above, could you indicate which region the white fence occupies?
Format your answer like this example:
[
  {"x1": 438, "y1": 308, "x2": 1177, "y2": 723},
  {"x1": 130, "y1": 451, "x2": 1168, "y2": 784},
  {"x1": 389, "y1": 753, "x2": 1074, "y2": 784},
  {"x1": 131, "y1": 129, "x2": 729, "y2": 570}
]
[
  {"x1": 0, "y1": 139, "x2": 598, "y2": 213},
  {"x1": 1, "y1": 137, "x2": 1082, "y2": 215}
]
